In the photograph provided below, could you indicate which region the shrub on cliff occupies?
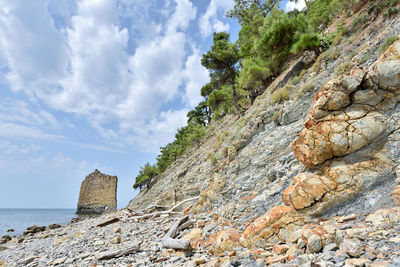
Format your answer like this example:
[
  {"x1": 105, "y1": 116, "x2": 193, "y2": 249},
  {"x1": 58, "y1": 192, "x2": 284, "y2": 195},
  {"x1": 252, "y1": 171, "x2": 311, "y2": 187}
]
[{"x1": 133, "y1": 163, "x2": 159, "y2": 190}]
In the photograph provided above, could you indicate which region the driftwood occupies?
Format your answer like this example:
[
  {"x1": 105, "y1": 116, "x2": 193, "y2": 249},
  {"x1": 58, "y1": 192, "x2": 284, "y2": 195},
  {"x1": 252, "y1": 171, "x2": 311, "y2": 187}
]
[
  {"x1": 127, "y1": 196, "x2": 199, "y2": 221},
  {"x1": 144, "y1": 205, "x2": 170, "y2": 213},
  {"x1": 97, "y1": 217, "x2": 120, "y2": 227},
  {"x1": 96, "y1": 240, "x2": 142, "y2": 260},
  {"x1": 177, "y1": 220, "x2": 196, "y2": 233},
  {"x1": 169, "y1": 197, "x2": 199, "y2": 211},
  {"x1": 162, "y1": 216, "x2": 191, "y2": 250},
  {"x1": 128, "y1": 211, "x2": 181, "y2": 221}
]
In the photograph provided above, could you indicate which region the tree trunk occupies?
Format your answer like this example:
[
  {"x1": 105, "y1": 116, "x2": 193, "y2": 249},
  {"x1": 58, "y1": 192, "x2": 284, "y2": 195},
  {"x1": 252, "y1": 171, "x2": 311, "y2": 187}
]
[{"x1": 231, "y1": 82, "x2": 241, "y2": 115}]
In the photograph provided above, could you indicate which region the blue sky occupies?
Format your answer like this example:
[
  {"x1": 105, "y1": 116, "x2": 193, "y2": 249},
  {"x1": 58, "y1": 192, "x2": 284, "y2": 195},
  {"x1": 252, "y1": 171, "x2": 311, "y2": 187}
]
[{"x1": 0, "y1": 0, "x2": 305, "y2": 209}]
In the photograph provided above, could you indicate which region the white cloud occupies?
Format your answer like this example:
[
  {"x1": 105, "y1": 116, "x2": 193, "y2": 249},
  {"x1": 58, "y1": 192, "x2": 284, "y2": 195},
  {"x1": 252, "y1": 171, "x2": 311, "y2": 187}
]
[
  {"x1": 182, "y1": 49, "x2": 209, "y2": 107},
  {"x1": 0, "y1": 142, "x2": 91, "y2": 176},
  {"x1": 199, "y1": 0, "x2": 234, "y2": 37},
  {"x1": 0, "y1": 121, "x2": 66, "y2": 141},
  {"x1": 167, "y1": 0, "x2": 196, "y2": 33},
  {"x1": 132, "y1": 108, "x2": 189, "y2": 153},
  {"x1": 0, "y1": 0, "x2": 213, "y2": 154},
  {"x1": 0, "y1": 99, "x2": 58, "y2": 128},
  {"x1": 0, "y1": 0, "x2": 69, "y2": 94},
  {"x1": 285, "y1": 0, "x2": 307, "y2": 12}
]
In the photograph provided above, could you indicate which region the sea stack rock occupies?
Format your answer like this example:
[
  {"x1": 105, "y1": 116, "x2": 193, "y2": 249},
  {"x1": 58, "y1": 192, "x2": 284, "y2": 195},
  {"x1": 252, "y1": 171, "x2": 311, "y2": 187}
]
[{"x1": 76, "y1": 169, "x2": 117, "y2": 214}]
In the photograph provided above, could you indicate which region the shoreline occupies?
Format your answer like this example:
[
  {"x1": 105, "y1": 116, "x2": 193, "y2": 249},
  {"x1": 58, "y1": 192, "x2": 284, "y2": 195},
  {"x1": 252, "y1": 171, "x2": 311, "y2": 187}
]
[
  {"x1": 1, "y1": 207, "x2": 400, "y2": 266},
  {"x1": 0, "y1": 209, "x2": 77, "y2": 238}
]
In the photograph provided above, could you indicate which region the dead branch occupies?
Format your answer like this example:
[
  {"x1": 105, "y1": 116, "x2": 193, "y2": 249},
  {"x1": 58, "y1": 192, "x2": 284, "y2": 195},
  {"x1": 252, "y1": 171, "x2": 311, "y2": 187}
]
[
  {"x1": 177, "y1": 220, "x2": 196, "y2": 233},
  {"x1": 169, "y1": 197, "x2": 199, "y2": 212},
  {"x1": 162, "y1": 216, "x2": 192, "y2": 250},
  {"x1": 126, "y1": 196, "x2": 199, "y2": 221},
  {"x1": 96, "y1": 240, "x2": 142, "y2": 260},
  {"x1": 144, "y1": 205, "x2": 170, "y2": 213},
  {"x1": 97, "y1": 217, "x2": 120, "y2": 227},
  {"x1": 128, "y1": 211, "x2": 181, "y2": 221}
]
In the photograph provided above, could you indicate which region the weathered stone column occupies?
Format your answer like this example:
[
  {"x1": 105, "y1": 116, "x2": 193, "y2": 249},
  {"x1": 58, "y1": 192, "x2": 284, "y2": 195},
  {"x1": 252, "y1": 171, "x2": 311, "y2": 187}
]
[{"x1": 76, "y1": 169, "x2": 118, "y2": 214}]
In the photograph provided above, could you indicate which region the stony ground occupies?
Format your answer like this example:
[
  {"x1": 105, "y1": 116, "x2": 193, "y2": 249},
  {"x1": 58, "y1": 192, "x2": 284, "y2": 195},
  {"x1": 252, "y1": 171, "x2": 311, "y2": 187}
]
[{"x1": 1, "y1": 206, "x2": 400, "y2": 267}]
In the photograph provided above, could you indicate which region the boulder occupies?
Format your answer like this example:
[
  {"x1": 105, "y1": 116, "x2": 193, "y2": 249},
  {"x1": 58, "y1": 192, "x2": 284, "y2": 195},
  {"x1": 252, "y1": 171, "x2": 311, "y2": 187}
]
[
  {"x1": 240, "y1": 206, "x2": 312, "y2": 248},
  {"x1": 76, "y1": 169, "x2": 118, "y2": 214},
  {"x1": 0, "y1": 235, "x2": 11, "y2": 244},
  {"x1": 23, "y1": 225, "x2": 46, "y2": 235}
]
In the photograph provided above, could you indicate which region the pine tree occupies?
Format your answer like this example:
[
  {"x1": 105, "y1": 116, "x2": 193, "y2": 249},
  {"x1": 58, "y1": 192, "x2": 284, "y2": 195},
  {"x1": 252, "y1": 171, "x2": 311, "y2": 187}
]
[{"x1": 202, "y1": 32, "x2": 241, "y2": 115}]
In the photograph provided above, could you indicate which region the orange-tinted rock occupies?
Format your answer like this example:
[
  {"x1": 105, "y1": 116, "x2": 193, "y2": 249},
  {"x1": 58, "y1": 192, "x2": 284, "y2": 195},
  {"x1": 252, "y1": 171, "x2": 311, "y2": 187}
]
[
  {"x1": 205, "y1": 228, "x2": 241, "y2": 253},
  {"x1": 273, "y1": 244, "x2": 289, "y2": 255},
  {"x1": 240, "y1": 206, "x2": 311, "y2": 248},
  {"x1": 301, "y1": 225, "x2": 333, "y2": 253},
  {"x1": 293, "y1": 112, "x2": 385, "y2": 168},
  {"x1": 183, "y1": 228, "x2": 204, "y2": 250},
  {"x1": 391, "y1": 185, "x2": 400, "y2": 206},
  {"x1": 282, "y1": 172, "x2": 337, "y2": 210}
]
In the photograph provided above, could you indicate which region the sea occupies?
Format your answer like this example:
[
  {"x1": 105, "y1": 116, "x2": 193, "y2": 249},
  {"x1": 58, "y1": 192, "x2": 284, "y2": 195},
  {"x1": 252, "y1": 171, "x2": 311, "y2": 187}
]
[{"x1": 0, "y1": 209, "x2": 77, "y2": 237}]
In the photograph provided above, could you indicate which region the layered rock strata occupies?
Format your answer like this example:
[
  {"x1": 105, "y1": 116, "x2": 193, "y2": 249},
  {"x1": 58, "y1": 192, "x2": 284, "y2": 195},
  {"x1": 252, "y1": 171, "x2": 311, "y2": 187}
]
[
  {"x1": 76, "y1": 169, "x2": 118, "y2": 215},
  {"x1": 241, "y1": 40, "x2": 400, "y2": 249}
]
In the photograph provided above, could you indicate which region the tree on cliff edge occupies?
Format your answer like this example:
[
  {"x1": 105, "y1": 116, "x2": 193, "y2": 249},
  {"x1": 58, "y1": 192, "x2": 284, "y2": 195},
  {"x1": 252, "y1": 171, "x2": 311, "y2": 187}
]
[{"x1": 202, "y1": 32, "x2": 241, "y2": 116}]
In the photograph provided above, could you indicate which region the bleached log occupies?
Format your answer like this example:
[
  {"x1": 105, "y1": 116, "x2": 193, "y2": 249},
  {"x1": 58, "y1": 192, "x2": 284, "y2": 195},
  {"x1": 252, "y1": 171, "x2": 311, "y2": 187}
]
[
  {"x1": 162, "y1": 216, "x2": 191, "y2": 250},
  {"x1": 127, "y1": 196, "x2": 199, "y2": 221},
  {"x1": 169, "y1": 197, "x2": 199, "y2": 212},
  {"x1": 177, "y1": 220, "x2": 196, "y2": 233},
  {"x1": 128, "y1": 211, "x2": 181, "y2": 221},
  {"x1": 96, "y1": 240, "x2": 142, "y2": 260}
]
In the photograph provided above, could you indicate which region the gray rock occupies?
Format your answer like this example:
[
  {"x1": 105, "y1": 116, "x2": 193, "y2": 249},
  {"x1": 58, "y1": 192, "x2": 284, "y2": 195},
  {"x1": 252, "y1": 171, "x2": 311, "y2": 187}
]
[
  {"x1": 22, "y1": 256, "x2": 36, "y2": 265},
  {"x1": 340, "y1": 238, "x2": 363, "y2": 257},
  {"x1": 324, "y1": 243, "x2": 339, "y2": 252}
]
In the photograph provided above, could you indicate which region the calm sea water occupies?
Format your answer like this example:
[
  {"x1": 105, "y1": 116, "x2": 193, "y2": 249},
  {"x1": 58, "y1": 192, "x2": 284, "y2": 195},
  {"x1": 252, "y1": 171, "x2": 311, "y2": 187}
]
[{"x1": 0, "y1": 209, "x2": 76, "y2": 237}]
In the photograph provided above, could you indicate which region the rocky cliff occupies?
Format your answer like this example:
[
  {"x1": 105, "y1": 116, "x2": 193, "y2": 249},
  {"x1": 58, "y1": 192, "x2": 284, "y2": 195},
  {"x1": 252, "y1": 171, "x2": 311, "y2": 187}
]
[
  {"x1": 77, "y1": 169, "x2": 117, "y2": 214},
  {"x1": 128, "y1": 2, "x2": 400, "y2": 257}
]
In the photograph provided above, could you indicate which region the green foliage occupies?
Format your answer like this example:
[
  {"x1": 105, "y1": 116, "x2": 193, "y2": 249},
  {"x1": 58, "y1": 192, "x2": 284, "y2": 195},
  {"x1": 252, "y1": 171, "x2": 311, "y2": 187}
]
[
  {"x1": 237, "y1": 57, "x2": 271, "y2": 90},
  {"x1": 291, "y1": 33, "x2": 321, "y2": 55},
  {"x1": 202, "y1": 32, "x2": 241, "y2": 114},
  {"x1": 133, "y1": 0, "x2": 367, "y2": 188},
  {"x1": 380, "y1": 36, "x2": 399, "y2": 54},
  {"x1": 311, "y1": 52, "x2": 327, "y2": 73},
  {"x1": 256, "y1": 11, "x2": 307, "y2": 75},
  {"x1": 332, "y1": 22, "x2": 348, "y2": 46},
  {"x1": 272, "y1": 110, "x2": 280, "y2": 121},
  {"x1": 350, "y1": 11, "x2": 368, "y2": 32},
  {"x1": 206, "y1": 152, "x2": 217, "y2": 166},
  {"x1": 187, "y1": 101, "x2": 210, "y2": 126},
  {"x1": 384, "y1": 7, "x2": 400, "y2": 18},
  {"x1": 291, "y1": 76, "x2": 300, "y2": 85},
  {"x1": 326, "y1": 49, "x2": 340, "y2": 60},
  {"x1": 299, "y1": 69, "x2": 308, "y2": 80},
  {"x1": 334, "y1": 62, "x2": 352, "y2": 76},
  {"x1": 306, "y1": 0, "x2": 341, "y2": 31},
  {"x1": 296, "y1": 82, "x2": 315, "y2": 98},
  {"x1": 133, "y1": 163, "x2": 159, "y2": 190},
  {"x1": 156, "y1": 123, "x2": 206, "y2": 173},
  {"x1": 358, "y1": 53, "x2": 371, "y2": 64},
  {"x1": 270, "y1": 84, "x2": 292, "y2": 104}
]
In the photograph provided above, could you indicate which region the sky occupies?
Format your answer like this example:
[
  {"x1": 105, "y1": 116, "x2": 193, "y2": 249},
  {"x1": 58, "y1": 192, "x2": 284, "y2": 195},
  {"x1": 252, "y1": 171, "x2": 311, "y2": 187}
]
[{"x1": 0, "y1": 0, "x2": 305, "y2": 209}]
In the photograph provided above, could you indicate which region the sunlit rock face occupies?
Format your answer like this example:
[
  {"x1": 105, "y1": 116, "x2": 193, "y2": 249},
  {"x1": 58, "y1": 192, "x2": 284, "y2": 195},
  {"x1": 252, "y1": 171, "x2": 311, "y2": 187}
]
[
  {"x1": 76, "y1": 169, "x2": 117, "y2": 215},
  {"x1": 241, "y1": 40, "x2": 400, "y2": 247}
]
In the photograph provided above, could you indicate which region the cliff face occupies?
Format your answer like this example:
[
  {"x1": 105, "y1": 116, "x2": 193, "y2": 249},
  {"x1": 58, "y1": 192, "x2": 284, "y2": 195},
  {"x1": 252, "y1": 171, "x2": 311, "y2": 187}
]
[
  {"x1": 128, "y1": 3, "x2": 400, "y2": 253},
  {"x1": 77, "y1": 169, "x2": 117, "y2": 214}
]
